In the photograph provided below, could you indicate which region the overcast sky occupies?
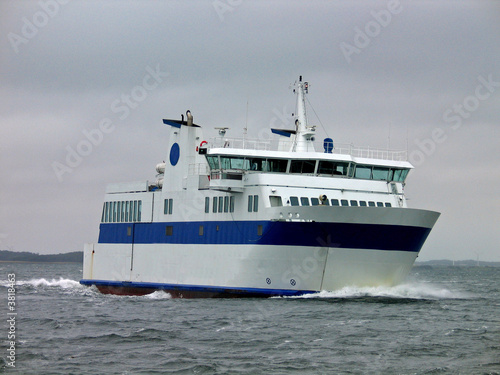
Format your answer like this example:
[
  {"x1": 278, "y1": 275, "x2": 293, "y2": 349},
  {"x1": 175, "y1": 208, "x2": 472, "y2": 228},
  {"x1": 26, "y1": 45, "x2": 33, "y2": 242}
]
[{"x1": 1, "y1": 0, "x2": 499, "y2": 261}]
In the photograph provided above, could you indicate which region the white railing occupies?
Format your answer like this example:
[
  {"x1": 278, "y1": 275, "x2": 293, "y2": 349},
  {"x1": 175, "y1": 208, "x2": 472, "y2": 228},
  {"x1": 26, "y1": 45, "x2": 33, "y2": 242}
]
[
  {"x1": 209, "y1": 137, "x2": 272, "y2": 151},
  {"x1": 188, "y1": 163, "x2": 210, "y2": 175},
  {"x1": 207, "y1": 137, "x2": 407, "y2": 161}
]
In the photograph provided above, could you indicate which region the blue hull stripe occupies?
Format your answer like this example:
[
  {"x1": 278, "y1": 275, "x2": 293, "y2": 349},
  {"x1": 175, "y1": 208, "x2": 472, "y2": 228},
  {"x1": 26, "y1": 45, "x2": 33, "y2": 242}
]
[
  {"x1": 80, "y1": 279, "x2": 314, "y2": 297},
  {"x1": 97, "y1": 221, "x2": 431, "y2": 252}
]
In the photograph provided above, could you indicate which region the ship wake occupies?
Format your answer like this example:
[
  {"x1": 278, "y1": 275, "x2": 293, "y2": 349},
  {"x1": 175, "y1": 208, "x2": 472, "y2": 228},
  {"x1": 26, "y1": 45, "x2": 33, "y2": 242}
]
[{"x1": 283, "y1": 282, "x2": 465, "y2": 301}]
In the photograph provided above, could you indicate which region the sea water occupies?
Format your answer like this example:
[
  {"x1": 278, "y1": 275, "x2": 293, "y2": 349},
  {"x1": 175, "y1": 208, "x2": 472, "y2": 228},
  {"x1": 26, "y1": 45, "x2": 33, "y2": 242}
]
[{"x1": 0, "y1": 262, "x2": 499, "y2": 374}]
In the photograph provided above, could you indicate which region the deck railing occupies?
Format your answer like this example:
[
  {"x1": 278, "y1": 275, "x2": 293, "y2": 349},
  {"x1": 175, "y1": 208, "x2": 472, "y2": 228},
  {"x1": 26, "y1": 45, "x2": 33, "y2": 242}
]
[
  {"x1": 188, "y1": 163, "x2": 210, "y2": 175},
  {"x1": 207, "y1": 137, "x2": 407, "y2": 161}
]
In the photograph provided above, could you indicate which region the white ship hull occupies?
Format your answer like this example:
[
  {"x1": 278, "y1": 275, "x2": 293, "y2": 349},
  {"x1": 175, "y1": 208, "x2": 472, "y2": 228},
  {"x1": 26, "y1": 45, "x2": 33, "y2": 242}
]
[{"x1": 82, "y1": 243, "x2": 420, "y2": 297}]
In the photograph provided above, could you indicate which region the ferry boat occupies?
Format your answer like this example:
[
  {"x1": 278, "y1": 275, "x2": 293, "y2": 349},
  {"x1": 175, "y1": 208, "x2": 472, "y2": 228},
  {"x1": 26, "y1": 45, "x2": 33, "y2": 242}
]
[{"x1": 80, "y1": 77, "x2": 440, "y2": 297}]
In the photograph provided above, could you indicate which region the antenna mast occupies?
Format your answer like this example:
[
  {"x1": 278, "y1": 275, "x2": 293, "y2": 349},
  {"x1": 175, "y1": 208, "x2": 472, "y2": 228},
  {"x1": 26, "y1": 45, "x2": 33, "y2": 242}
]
[{"x1": 291, "y1": 76, "x2": 316, "y2": 152}]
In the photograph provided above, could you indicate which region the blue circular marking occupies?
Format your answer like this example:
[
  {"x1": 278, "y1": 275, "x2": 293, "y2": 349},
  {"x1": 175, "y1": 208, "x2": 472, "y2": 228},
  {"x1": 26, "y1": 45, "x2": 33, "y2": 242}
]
[
  {"x1": 290, "y1": 279, "x2": 296, "y2": 286},
  {"x1": 266, "y1": 278, "x2": 271, "y2": 285},
  {"x1": 170, "y1": 143, "x2": 180, "y2": 166}
]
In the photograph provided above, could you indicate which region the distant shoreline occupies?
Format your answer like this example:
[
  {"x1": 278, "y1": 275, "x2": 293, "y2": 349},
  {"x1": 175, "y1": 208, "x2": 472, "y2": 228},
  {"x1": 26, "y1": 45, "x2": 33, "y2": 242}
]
[
  {"x1": 415, "y1": 259, "x2": 500, "y2": 267},
  {"x1": 0, "y1": 250, "x2": 497, "y2": 267},
  {"x1": 0, "y1": 250, "x2": 82, "y2": 263}
]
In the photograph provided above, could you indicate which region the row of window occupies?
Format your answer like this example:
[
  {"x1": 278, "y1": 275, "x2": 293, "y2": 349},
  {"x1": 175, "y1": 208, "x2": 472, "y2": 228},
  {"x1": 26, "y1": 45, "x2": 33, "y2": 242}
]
[
  {"x1": 205, "y1": 196, "x2": 235, "y2": 214},
  {"x1": 288, "y1": 196, "x2": 392, "y2": 207},
  {"x1": 206, "y1": 155, "x2": 409, "y2": 182},
  {"x1": 102, "y1": 200, "x2": 142, "y2": 223},
  {"x1": 164, "y1": 224, "x2": 263, "y2": 236},
  {"x1": 101, "y1": 194, "x2": 390, "y2": 223}
]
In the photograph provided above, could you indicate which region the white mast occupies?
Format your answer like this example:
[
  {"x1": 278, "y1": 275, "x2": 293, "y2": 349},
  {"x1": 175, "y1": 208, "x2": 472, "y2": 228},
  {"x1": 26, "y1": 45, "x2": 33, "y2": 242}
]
[{"x1": 291, "y1": 76, "x2": 316, "y2": 152}]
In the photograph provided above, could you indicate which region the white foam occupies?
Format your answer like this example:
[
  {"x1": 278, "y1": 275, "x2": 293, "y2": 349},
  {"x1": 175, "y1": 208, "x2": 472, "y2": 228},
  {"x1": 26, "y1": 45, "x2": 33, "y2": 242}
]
[
  {"x1": 141, "y1": 290, "x2": 172, "y2": 299},
  {"x1": 287, "y1": 282, "x2": 464, "y2": 300},
  {"x1": 17, "y1": 278, "x2": 83, "y2": 289}
]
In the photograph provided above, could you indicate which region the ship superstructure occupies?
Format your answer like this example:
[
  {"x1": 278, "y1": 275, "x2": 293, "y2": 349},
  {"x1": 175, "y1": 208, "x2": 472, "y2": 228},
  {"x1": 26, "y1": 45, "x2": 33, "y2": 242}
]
[{"x1": 80, "y1": 77, "x2": 440, "y2": 297}]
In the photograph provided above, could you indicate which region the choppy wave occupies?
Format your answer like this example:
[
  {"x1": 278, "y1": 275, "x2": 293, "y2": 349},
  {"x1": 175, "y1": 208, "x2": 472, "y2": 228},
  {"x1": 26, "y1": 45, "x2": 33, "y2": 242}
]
[
  {"x1": 0, "y1": 277, "x2": 83, "y2": 289},
  {"x1": 16, "y1": 277, "x2": 84, "y2": 289},
  {"x1": 0, "y1": 276, "x2": 465, "y2": 301},
  {"x1": 2, "y1": 278, "x2": 172, "y2": 299},
  {"x1": 284, "y1": 282, "x2": 465, "y2": 300}
]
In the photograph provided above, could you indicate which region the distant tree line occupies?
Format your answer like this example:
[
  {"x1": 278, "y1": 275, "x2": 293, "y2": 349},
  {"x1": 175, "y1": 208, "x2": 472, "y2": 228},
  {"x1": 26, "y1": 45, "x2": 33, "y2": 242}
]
[
  {"x1": 0, "y1": 250, "x2": 82, "y2": 263},
  {"x1": 415, "y1": 259, "x2": 500, "y2": 267}
]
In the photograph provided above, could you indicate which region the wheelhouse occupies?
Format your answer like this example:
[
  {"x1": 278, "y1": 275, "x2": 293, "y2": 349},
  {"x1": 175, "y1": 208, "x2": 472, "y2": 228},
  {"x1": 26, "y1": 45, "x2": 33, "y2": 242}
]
[{"x1": 205, "y1": 153, "x2": 410, "y2": 183}]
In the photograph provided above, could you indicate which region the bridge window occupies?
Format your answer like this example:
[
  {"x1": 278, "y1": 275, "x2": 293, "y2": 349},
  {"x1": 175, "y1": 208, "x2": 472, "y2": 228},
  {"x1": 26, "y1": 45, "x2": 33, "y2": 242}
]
[
  {"x1": 311, "y1": 197, "x2": 320, "y2": 206},
  {"x1": 350, "y1": 200, "x2": 358, "y2": 206},
  {"x1": 351, "y1": 165, "x2": 409, "y2": 182},
  {"x1": 331, "y1": 199, "x2": 339, "y2": 206},
  {"x1": 206, "y1": 155, "x2": 220, "y2": 170},
  {"x1": 300, "y1": 197, "x2": 310, "y2": 206},
  {"x1": 221, "y1": 156, "x2": 250, "y2": 170},
  {"x1": 392, "y1": 169, "x2": 409, "y2": 182},
  {"x1": 290, "y1": 160, "x2": 316, "y2": 174},
  {"x1": 248, "y1": 158, "x2": 266, "y2": 171},
  {"x1": 372, "y1": 167, "x2": 389, "y2": 181},
  {"x1": 318, "y1": 161, "x2": 351, "y2": 176},
  {"x1": 354, "y1": 165, "x2": 372, "y2": 179},
  {"x1": 290, "y1": 196, "x2": 299, "y2": 206},
  {"x1": 359, "y1": 201, "x2": 367, "y2": 207},
  {"x1": 266, "y1": 159, "x2": 288, "y2": 173},
  {"x1": 368, "y1": 201, "x2": 375, "y2": 207},
  {"x1": 341, "y1": 199, "x2": 349, "y2": 206}
]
